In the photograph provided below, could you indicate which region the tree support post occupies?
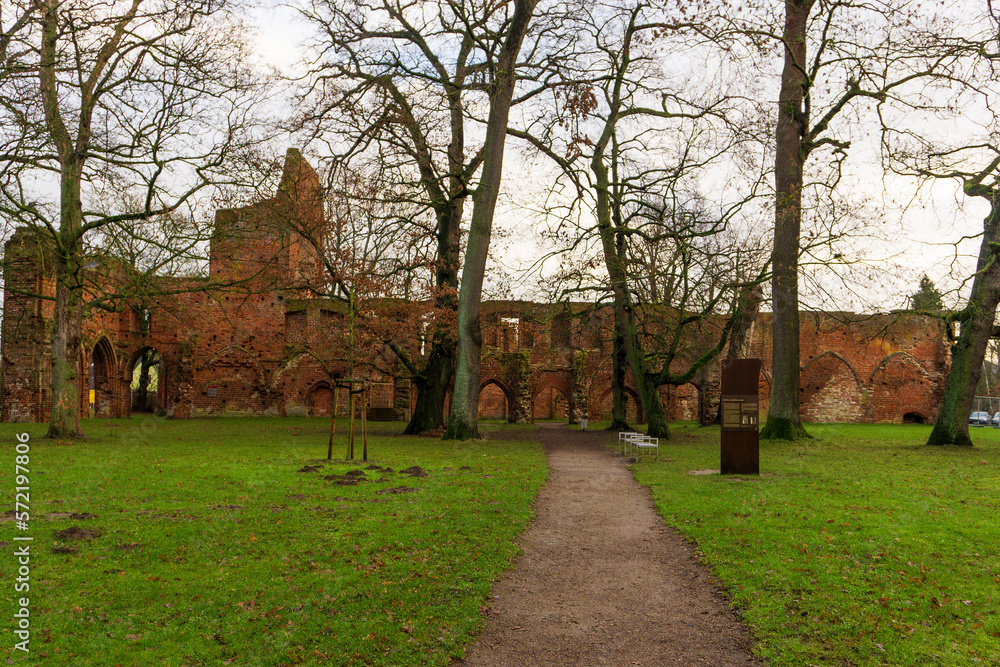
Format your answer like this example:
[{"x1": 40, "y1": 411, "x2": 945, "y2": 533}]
[{"x1": 327, "y1": 384, "x2": 340, "y2": 460}]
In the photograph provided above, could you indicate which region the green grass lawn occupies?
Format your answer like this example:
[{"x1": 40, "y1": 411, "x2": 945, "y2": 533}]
[
  {"x1": 630, "y1": 422, "x2": 1000, "y2": 667},
  {"x1": 0, "y1": 417, "x2": 547, "y2": 666},
  {"x1": 8, "y1": 416, "x2": 1000, "y2": 666}
]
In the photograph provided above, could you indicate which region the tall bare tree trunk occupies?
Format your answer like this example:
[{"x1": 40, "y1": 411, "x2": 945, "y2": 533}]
[
  {"x1": 404, "y1": 203, "x2": 462, "y2": 434},
  {"x1": 405, "y1": 341, "x2": 455, "y2": 434},
  {"x1": 928, "y1": 190, "x2": 1000, "y2": 446},
  {"x1": 712, "y1": 284, "x2": 762, "y2": 425},
  {"x1": 593, "y1": 144, "x2": 671, "y2": 439},
  {"x1": 608, "y1": 320, "x2": 631, "y2": 430},
  {"x1": 47, "y1": 273, "x2": 84, "y2": 438},
  {"x1": 445, "y1": 0, "x2": 538, "y2": 440},
  {"x1": 761, "y1": 0, "x2": 813, "y2": 441}
]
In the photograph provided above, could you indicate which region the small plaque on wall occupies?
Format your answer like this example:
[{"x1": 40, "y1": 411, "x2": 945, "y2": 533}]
[{"x1": 207, "y1": 387, "x2": 217, "y2": 398}]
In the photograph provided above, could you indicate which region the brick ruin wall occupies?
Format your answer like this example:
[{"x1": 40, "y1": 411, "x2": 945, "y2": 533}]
[{"x1": 0, "y1": 152, "x2": 951, "y2": 426}]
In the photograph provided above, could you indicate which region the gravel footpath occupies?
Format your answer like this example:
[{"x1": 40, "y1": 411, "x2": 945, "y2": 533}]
[{"x1": 455, "y1": 423, "x2": 764, "y2": 667}]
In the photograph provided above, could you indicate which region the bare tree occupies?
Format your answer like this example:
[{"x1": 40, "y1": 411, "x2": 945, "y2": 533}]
[
  {"x1": 445, "y1": 0, "x2": 541, "y2": 439},
  {"x1": 0, "y1": 0, "x2": 268, "y2": 437},
  {"x1": 296, "y1": 0, "x2": 551, "y2": 434},
  {"x1": 872, "y1": 4, "x2": 999, "y2": 445},
  {"x1": 728, "y1": 0, "x2": 965, "y2": 440},
  {"x1": 510, "y1": 0, "x2": 771, "y2": 439},
  {"x1": 885, "y1": 140, "x2": 1000, "y2": 446}
]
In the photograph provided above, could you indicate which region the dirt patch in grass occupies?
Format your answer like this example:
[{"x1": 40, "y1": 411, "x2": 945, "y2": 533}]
[
  {"x1": 400, "y1": 466, "x2": 428, "y2": 477},
  {"x1": 377, "y1": 486, "x2": 419, "y2": 495},
  {"x1": 324, "y1": 469, "x2": 370, "y2": 484},
  {"x1": 54, "y1": 526, "x2": 102, "y2": 541}
]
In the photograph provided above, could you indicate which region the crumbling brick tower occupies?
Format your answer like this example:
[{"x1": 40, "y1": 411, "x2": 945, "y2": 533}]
[
  {"x1": 1, "y1": 229, "x2": 58, "y2": 422},
  {"x1": 0, "y1": 148, "x2": 329, "y2": 422}
]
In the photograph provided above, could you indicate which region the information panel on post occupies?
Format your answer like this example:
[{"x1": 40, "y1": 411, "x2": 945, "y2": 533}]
[{"x1": 720, "y1": 359, "x2": 761, "y2": 475}]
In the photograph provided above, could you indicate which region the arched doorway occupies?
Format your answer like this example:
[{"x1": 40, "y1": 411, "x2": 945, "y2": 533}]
[
  {"x1": 308, "y1": 382, "x2": 335, "y2": 417},
  {"x1": 593, "y1": 387, "x2": 645, "y2": 424},
  {"x1": 478, "y1": 382, "x2": 509, "y2": 420},
  {"x1": 533, "y1": 386, "x2": 570, "y2": 421},
  {"x1": 90, "y1": 337, "x2": 118, "y2": 418}
]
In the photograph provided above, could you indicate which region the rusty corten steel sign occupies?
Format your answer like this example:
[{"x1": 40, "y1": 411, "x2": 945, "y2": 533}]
[{"x1": 720, "y1": 359, "x2": 761, "y2": 475}]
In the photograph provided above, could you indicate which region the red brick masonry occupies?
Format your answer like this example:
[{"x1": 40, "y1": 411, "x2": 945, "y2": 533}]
[{"x1": 0, "y1": 152, "x2": 949, "y2": 425}]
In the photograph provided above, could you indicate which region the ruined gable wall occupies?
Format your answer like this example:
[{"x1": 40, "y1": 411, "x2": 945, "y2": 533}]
[
  {"x1": 0, "y1": 152, "x2": 952, "y2": 425},
  {"x1": 747, "y1": 312, "x2": 948, "y2": 424},
  {"x1": 477, "y1": 304, "x2": 950, "y2": 425}
]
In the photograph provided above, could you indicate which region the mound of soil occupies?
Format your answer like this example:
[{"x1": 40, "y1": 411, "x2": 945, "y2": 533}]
[
  {"x1": 53, "y1": 526, "x2": 101, "y2": 541},
  {"x1": 376, "y1": 486, "x2": 419, "y2": 495},
  {"x1": 400, "y1": 466, "x2": 428, "y2": 477}
]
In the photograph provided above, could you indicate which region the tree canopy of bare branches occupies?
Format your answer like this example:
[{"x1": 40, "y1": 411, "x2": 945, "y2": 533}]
[{"x1": 0, "y1": 0, "x2": 269, "y2": 437}]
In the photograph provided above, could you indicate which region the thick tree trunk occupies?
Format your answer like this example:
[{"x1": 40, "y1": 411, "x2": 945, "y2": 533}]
[
  {"x1": 401, "y1": 204, "x2": 461, "y2": 435},
  {"x1": 761, "y1": 0, "x2": 812, "y2": 441},
  {"x1": 598, "y1": 263, "x2": 671, "y2": 439},
  {"x1": 927, "y1": 194, "x2": 1000, "y2": 446},
  {"x1": 41, "y1": 0, "x2": 91, "y2": 438},
  {"x1": 697, "y1": 366, "x2": 715, "y2": 427},
  {"x1": 133, "y1": 350, "x2": 158, "y2": 412},
  {"x1": 403, "y1": 339, "x2": 454, "y2": 434},
  {"x1": 135, "y1": 359, "x2": 149, "y2": 410},
  {"x1": 47, "y1": 273, "x2": 84, "y2": 438},
  {"x1": 607, "y1": 320, "x2": 632, "y2": 431},
  {"x1": 636, "y1": 361, "x2": 670, "y2": 438},
  {"x1": 445, "y1": 0, "x2": 537, "y2": 440}
]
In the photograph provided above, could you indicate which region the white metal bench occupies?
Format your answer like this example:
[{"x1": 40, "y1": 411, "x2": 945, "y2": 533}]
[
  {"x1": 633, "y1": 435, "x2": 659, "y2": 459},
  {"x1": 619, "y1": 431, "x2": 641, "y2": 456}
]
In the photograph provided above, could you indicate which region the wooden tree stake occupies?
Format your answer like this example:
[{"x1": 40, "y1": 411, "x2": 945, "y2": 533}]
[
  {"x1": 362, "y1": 385, "x2": 368, "y2": 462},
  {"x1": 348, "y1": 389, "x2": 356, "y2": 460},
  {"x1": 327, "y1": 384, "x2": 340, "y2": 460}
]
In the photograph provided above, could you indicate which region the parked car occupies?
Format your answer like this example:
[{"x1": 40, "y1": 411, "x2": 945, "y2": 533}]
[
  {"x1": 992, "y1": 412, "x2": 1000, "y2": 426},
  {"x1": 970, "y1": 411, "x2": 991, "y2": 426}
]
